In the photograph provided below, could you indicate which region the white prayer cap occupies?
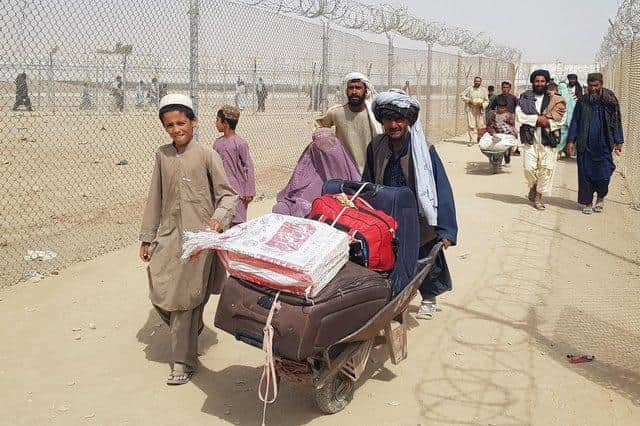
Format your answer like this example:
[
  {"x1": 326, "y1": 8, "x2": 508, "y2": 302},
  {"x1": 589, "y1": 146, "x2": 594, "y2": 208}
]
[{"x1": 159, "y1": 93, "x2": 193, "y2": 111}]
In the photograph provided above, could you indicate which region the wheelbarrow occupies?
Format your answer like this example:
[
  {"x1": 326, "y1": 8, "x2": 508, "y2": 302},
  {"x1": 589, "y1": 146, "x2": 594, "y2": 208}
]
[
  {"x1": 272, "y1": 242, "x2": 443, "y2": 414},
  {"x1": 477, "y1": 128, "x2": 510, "y2": 174},
  {"x1": 480, "y1": 147, "x2": 509, "y2": 174}
]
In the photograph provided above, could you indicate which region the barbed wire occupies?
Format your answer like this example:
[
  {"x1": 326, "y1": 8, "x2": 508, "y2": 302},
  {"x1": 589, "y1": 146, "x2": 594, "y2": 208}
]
[
  {"x1": 596, "y1": 0, "x2": 640, "y2": 63},
  {"x1": 241, "y1": 0, "x2": 522, "y2": 63}
]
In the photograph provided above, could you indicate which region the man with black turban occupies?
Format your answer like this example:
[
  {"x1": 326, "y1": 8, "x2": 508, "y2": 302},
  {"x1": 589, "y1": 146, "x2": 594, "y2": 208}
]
[
  {"x1": 567, "y1": 73, "x2": 583, "y2": 100},
  {"x1": 363, "y1": 89, "x2": 458, "y2": 320},
  {"x1": 516, "y1": 69, "x2": 567, "y2": 210},
  {"x1": 567, "y1": 73, "x2": 623, "y2": 214}
]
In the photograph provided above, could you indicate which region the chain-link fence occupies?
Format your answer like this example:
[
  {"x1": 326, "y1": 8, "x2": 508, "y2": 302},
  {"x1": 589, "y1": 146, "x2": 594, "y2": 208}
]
[
  {"x1": 601, "y1": 40, "x2": 640, "y2": 207},
  {"x1": 0, "y1": 0, "x2": 515, "y2": 287}
]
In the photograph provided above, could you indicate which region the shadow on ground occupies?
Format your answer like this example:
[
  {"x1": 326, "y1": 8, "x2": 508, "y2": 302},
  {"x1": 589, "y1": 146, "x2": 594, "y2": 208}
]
[
  {"x1": 444, "y1": 302, "x2": 640, "y2": 407},
  {"x1": 465, "y1": 161, "x2": 511, "y2": 175},
  {"x1": 476, "y1": 192, "x2": 579, "y2": 211},
  {"x1": 135, "y1": 308, "x2": 219, "y2": 367}
]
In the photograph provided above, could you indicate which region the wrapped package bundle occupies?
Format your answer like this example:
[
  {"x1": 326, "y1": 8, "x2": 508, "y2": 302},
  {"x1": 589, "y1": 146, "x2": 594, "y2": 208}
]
[
  {"x1": 182, "y1": 213, "x2": 349, "y2": 297},
  {"x1": 478, "y1": 132, "x2": 518, "y2": 151}
]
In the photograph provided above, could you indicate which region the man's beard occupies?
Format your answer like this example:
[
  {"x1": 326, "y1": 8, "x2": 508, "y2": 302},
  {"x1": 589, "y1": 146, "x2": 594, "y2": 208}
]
[
  {"x1": 568, "y1": 82, "x2": 576, "y2": 87},
  {"x1": 533, "y1": 86, "x2": 546, "y2": 95},
  {"x1": 588, "y1": 90, "x2": 602, "y2": 103},
  {"x1": 348, "y1": 96, "x2": 365, "y2": 107}
]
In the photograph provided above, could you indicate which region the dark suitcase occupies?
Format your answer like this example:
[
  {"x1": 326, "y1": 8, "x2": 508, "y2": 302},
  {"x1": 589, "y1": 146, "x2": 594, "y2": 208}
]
[
  {"x1": 322, "y1": 180, "x2": 420, "y2": 294},
  {"x1": 214, "y1": 262, "x2": 391, "y2": 361}
]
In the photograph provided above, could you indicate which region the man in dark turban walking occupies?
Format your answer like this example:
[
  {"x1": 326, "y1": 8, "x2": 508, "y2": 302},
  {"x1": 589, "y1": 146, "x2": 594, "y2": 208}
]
[
  {"x1": 516, "y1": 69, "x2": 567, "y2": 210},
  {"x1": 363, "y1": 89, "x2": 458, "y2": 320}
]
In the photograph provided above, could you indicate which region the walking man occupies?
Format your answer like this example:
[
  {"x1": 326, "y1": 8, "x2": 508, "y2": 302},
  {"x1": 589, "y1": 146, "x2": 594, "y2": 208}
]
[
  {"x1": 12, "y1": 72, "x2": 33, "y2": 111},
  {"x1": 316, "y1": 72, "x2": 382, "y2": 168},
  {"x1": 363, "y1": 89, "x2": 458, "y2": 320},
  {"x1": 256, "y1": 77, "x2": 268, "y2": 112},
  {"x1": 460, "y1": 76, "x2": 489, "y2": 146},
  {"x1": 516, "y1": 69, "x2": 567, "y2": 210},
  {"x1": 567, "y1": 73, "x2": 583, "y2": 101},
  {"x1": 567, "y1": 73, "x2": 623, "y2": 214},
  {"x1": 112, "y1": 76, "x2": 124, "y2": 112},
  {"x1": 489, "y1": 81, "x2": 517, "y2": 113}
]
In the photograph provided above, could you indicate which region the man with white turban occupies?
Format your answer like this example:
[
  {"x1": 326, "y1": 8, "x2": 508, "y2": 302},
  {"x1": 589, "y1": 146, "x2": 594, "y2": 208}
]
[
  {"x1": 363, "y1": 89, "x2": 458, "y2": 320},
  {"x1": 316, "y1": 72, "x2": 382, "y2": 168}
]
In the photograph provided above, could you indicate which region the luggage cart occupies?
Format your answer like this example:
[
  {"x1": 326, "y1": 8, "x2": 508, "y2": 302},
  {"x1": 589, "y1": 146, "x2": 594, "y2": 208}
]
[{"x1": 272, "y1": 242, "x2": 442, "y2": 414}]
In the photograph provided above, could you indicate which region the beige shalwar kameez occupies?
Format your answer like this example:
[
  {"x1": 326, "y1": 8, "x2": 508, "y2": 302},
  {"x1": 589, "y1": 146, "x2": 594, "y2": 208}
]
[
  {"x1": 139, "y1": 141, "x2": 237, "y2": 368},
  {"x1": 315, "y1": 104, "x2": 376, "y2": 168},
  {"x1": 460, "y1": 86, "x2": 489, "y2": 143},
  {"x1": 516, "y1": 95, "x2": 567, "y2": 195}
]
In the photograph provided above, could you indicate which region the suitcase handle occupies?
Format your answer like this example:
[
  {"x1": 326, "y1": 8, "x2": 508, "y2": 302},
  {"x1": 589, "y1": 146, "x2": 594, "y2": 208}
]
[
  {"x1": 339, "y1": 180, "x2": 379, "y2": 198},
  {"x1": 233, "y1": 299, "x2": 280, "y2": 329},
  {"x1": 235, "y1": 329, "x2": 264, "y2": 349}
]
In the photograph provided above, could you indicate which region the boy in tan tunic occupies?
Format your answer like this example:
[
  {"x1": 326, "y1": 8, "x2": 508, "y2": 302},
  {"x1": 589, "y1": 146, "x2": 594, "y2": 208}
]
[{"x1": 139, "y1": 94, "x2": 237, "y2": 385}]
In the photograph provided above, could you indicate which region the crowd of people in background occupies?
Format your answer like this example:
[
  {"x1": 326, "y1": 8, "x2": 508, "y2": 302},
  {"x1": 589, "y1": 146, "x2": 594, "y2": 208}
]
[{"x1": 460, "y1": 70, "x2": 623, "y2": 213}]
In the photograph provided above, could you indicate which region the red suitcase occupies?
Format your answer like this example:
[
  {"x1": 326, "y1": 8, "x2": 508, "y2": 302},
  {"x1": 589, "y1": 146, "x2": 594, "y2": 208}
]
[{"x1": 308, "y1": 194, "x2": 398, "y2": 272}]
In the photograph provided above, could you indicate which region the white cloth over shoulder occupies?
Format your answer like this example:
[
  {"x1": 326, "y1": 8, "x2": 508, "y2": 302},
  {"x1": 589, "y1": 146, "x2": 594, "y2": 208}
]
[{"x1": 372, "y1": 90, "x2": 439, "y2": 226}]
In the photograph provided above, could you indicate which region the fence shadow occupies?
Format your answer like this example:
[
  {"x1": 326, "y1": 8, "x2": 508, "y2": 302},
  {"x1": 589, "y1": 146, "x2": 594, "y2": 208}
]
[{"x1": 444, "y1": 303, "x2": 640, "y2": 407}]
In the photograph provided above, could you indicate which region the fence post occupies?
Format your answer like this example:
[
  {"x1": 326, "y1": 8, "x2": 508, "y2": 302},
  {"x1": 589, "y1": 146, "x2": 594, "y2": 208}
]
[
  {"x1": 386, "y1": 33, "x2": 394, "y2": 87},
  {"x1": 424, "y1": 42, "x2": 433, "y2": 132},
  {"x1": 455, "y1": 55, "x2": 462, "y2": 134},
  {"x1": 627, "y1": 35, "x2": 635, "y2": 131},
  {"x1": 320, "y1": 20, "x2": 329, "y2": 112},
  {"x1": 188, "y1": 0, "x2": 200, "y2": 116}
]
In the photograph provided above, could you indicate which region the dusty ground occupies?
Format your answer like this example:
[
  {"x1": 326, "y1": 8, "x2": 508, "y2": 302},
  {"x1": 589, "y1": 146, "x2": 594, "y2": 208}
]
[{"x1": 1, "y1": 140, "x2": 639, "y2": 425}]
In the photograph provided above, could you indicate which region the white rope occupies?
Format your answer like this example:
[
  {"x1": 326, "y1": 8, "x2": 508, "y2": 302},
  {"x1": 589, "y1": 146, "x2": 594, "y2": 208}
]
[{"x1": 258, "y1": 291, "x2": 281, "y2": 426}]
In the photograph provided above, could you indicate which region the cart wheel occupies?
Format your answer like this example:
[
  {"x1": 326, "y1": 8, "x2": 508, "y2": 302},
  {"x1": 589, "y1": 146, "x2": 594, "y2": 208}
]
[{"x1": 314, "y1": 372, "x2": 355, "y2": 414}]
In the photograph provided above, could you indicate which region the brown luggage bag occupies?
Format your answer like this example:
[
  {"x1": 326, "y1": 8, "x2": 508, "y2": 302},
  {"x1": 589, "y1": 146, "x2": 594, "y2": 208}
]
[{"x1": 214, "y1": 262, "x2": 391, "y2": 361}]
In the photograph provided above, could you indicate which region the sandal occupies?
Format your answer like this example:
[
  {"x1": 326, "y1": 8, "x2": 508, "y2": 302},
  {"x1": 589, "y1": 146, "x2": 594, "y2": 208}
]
[
  {"x1": 167, "y1": 368, "x2": 195, "y2": 386},
  {"x1": 582, "y1": 206, "x2": 593, "y2": 214},
  {"x1": 534, "y1": 202, "x2": 546, "y2": 210},
  {"x1": 416, "y1": 300, "x2": 437, "y2": 320},
  {"x1": 593, "y1": 201, "x2": 604, "y2": 213}
]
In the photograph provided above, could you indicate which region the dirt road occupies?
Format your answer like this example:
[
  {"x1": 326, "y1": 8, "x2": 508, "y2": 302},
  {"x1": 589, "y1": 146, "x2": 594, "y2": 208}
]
[{"x1": 1, "y1": 140, "x2": 639, "y2": 425}]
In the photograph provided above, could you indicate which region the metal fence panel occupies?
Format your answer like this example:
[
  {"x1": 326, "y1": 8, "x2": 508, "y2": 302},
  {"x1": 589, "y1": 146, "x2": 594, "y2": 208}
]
[
  {"x1": 0, "y1": 0, "x2": 516, "y2": 287},
  {"x1": 602, "y1": 41, "x2": 640, "y2": 208}
]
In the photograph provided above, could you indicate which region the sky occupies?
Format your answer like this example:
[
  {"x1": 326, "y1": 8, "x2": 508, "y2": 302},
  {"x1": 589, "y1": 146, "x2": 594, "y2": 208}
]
[{"x1": 367, "y1": 0, "x2": 620, "y2": 64}]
